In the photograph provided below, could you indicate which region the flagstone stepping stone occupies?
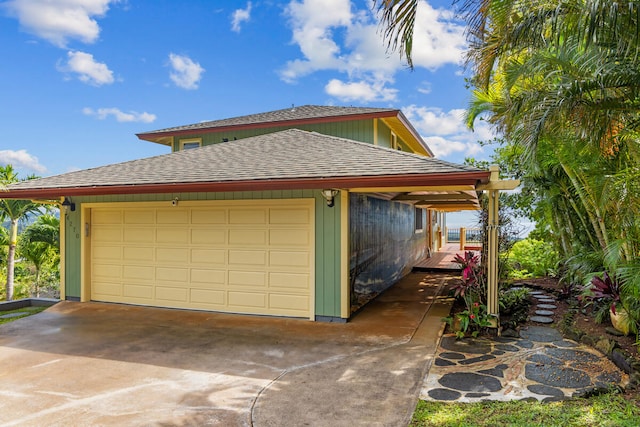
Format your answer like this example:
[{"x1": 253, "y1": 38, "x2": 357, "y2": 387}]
[
  {"x1": 548, "y1": 348, "x2": 601, "y2": 364},
  {"x1": 537, "y1": 304, "x2": 557, "y2": 309},
  {"x1": 525, "y1": 363, "x2": 591, "y2": 388},
  {"x1": 440, "y1": 352, "x2": 466, "y2": 360},
  {"x1": 527, "y1": 384, "x2": 565, "y2": 397},
  {"x1": 495, "y1": 343, "x2": 520, "y2": 352},
  {"x1": 493, "y1": 337, "x2": 518, "y2": 343},
  {"x1": 520, "y1": 326, "x2": 563, "y2": 342},
  {"x1": 492, "y1": 350, "x2": 505, "y2": 356},
  {"x1": 596, "y1": 371, "x2": 622, "y2": 384},
  {"x1": 0, "y1": 312, "x2": 25, "y2": 319},
  {"x1": 533, "y1": 294, "x2": 552, "y2": 298},
  {"x1": 529, "y1": 290, "x2": 545, "y2": 295},
  {"x1": 536, "y1": 299, "x2": 556, "y2": 304},
  {"x1": 458, "y1": 354, "x2": 496, "y2": 365},
  {"x1": 435, "y1": 357, "x2": 456, "y2": 366},
  {"x1": 438, "y1": 372, "x2": 503, "y2": 392},
  {"x1": 530, "y1": 315, "x2": 554, "y2": 324},
  {"x1": 427, "y1": 388, "x2": 461, "y2": 401},
  {"x1": 515, "y1": 340, "x2": 534, "y2": 349},
  {"x1": 478, "y1": 364, "x2": 508, "y2": 378},
  {"x1": 466, "y1": 392, "x2": 491, "y2": 398},
  {"x1": 535, "y1": 310, "x2": 555, "y2": 316},
  {"x1": 552, "y1": 340, "x2": 577, "y2": 348},
  {"x1": 440, "y1": 336, "x2": 492, "y2": 354},
  {"x1": 528, "y1": 354, "x2": 563, "y2": 366}
]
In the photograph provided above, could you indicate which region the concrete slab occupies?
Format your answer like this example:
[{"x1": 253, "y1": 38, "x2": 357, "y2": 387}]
[{"x1": 0, "y1": 272, "x2": 455, "y2": 427}]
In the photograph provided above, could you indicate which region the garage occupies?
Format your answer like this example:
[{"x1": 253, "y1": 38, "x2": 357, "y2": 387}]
[{"x1": 87, "y1": 199, "x2": 315, "y2": 319}]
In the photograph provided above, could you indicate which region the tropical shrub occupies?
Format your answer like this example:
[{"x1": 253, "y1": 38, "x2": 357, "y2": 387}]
[{"x1": 507, "y1": 238, "x2": 558, "y2": 278}]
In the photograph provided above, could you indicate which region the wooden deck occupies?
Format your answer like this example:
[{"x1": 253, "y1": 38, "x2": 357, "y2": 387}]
[{"x1": 413, "y1": 243, "x2": 481, "y2": 272}]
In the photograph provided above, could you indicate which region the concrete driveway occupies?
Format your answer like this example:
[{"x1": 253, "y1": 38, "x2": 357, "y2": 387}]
[{"x1": 0, "y1": 273, "x2": 454, "y2": 427}]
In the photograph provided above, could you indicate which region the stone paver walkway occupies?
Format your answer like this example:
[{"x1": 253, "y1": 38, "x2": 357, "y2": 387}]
[{"x1": 421, "y1": 287, "x2": 628, "y2": 402}]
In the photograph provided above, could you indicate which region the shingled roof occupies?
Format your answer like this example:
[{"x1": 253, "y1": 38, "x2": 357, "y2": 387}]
[
  {"x1": 139, "y1": 105, "x2": 398, "y2": 136},
  {"x1": 4, "y1": 129, "x2": 488, "y2": 199},
  {"x1": 136, "y1": 104, "x2": 433, "y2": 156}
]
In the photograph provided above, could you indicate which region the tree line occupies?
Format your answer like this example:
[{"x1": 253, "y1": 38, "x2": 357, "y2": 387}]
[{"x1": 376, "y1": 0, "x2": 640, "y2": 340}]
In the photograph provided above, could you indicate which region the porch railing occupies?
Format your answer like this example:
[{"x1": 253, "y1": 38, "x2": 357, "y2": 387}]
[{"x1": 446, "y1": 227, "x2": 482, "y2": 250}]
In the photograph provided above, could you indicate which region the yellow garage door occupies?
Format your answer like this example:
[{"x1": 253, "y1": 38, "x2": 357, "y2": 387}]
[{"x1": 89, "y1": 199, "x2": 314, "y2": 318}]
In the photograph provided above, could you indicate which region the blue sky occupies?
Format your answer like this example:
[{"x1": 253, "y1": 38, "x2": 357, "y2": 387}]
[{"x1": 0, "y1": 0, "x2": 504, "y2": 229}]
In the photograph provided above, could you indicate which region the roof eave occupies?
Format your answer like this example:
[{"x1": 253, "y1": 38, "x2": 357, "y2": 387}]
[
  {"x1": 2, "y1": 171, "x2": 490, "y2": 200},
  {"x1": 136, "y1": 110, "x2": 400, "y2": 144}
]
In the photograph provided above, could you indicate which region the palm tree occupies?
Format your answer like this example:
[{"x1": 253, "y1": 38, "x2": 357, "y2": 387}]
[
  {"x1": 20, "y1": 214, "x2": 60, "y2": 298},
  {"x1": 373, "y1": 0, "x2": 419, "y2": 68},
  {"x1": 0, "y1": 165, "x2": 43, "y2": 301}
]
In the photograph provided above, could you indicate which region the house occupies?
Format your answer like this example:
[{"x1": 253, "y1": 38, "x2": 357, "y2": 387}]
[{"x1": 4, "y1": 105, "x2": 502, "y2": 322}]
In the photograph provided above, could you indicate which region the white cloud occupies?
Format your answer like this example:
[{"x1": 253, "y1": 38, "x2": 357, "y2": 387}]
[
  {"x1": 3, "y1": 0, "x2": 117, "y2": 47},
  {"x1": 168, "y1": 53, "x2": 204, "y2": 90},
  {"x1": 83, "y1": 107, "x2": 156, "y2": 123},
  {"x1": 231, "y1": 2, "x2": 252, "y2": 32},
  {"x1": 60, "y1": 50, "x2": 114, "y2": 85},
  {"x1": 403, "y1": 105, "x2": 495, "y2": 159},
  {"x1": 0, "y1": 149, "x2": 47, "y2": 173},
  {"x1": 280, "y1": 0, "x2": 466, "y2": 84},
  {"x1": 410, "y1": 2, "x2": 466, "y2": 69},
  {"x1": 325, "y1": 77, "x2": 397, "y2": 102}
]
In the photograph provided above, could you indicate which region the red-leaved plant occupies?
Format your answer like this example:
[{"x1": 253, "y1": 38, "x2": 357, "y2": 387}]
[{"x1": 586, "y1": 271, "x2": 621, "y2": 314}]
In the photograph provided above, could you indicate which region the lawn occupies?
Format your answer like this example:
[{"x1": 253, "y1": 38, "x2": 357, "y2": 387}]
[
  {"x1": 410, "y1": 392, "x2": 640, "y2": 427},
  {"x1": 0, "y1": 306, "x2": 47, "y2": 325}
]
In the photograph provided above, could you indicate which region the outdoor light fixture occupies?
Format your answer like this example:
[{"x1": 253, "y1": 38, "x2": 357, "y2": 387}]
[
  {"x1": 61, "y1": 197, "x2": 76, "y2": 212},
  {"x1": 171, "y1": 197, "x2": 179, "y2": 207},
  {"x1": 321, "y1": 189, "x2": 339, "y2": 208}
]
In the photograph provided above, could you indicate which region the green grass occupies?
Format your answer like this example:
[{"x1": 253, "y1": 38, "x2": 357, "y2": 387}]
[
  {"x1": 410, "y1": 393, "x2": 640, "y2": 427},
  {"x1": 0, "y1": 306, "x2": 47, "y2": 325}
]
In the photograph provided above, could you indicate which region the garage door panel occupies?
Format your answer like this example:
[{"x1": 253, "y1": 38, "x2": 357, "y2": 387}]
[
  {"x1": 269, "y1": 229, "x2": 310, "y2": 246},
  {"x1": 156, "y1": 267, "x2": 189, "y2": 283},
  {"x1": 229, "y1": 291, "x2": 266, "y2": 308},
  {"x1": 229, "y1": 209, "x2": 266, "y2": 224},
  {"x1": 124, "y1": 210, "x2": 154, "y2": 224},
  {"x1": 157, "y1": 209, "x2": 189, "y2": 224},
  {"x1": 191, "y1": 209, "x2": 226, "y2": 224},
  {"x1": 191, "y1": 269, "x2": 226, "y2": 284},
  {"x1": 93, "y1": 245, "x2": 121, "y2": 261},
  {"x1": 270, "y1": 294, "x2": 309, "y2": 311},
  {"x1": 91, "y1": 200, "x2": 313, "y2": 319},
  {"x1": 157, "y1": 247, "x2": 189, "y2": 263},
  {"x1": 156, "y1": 228, "x2": 189, "y2": 244},
  {"x1": 124, "y1": 227, "x2": 154, "y2": 243},
  {"x1": 229, "y1": 250, "x2": 266, "y2": 266},
  {"x1": 229, "y1": 229, "x2": 266, "y2": 246},
  {"x1": 123, "y1": 246, "x2": 154, "y2": 262},
  {"x1": 93, "y1": 263, "x2": 122, "y2": 279},
  {"x1": 191, "y1": 229, "x2": 225, "y2": 245},
  {"x1": 93, "y1": 226, "x2": 122, "y2": 243},
  {"x1": 191, "y1": 249, "x2": 225, "y2": 265},
  {"x1": 269, "y1": 272, "x2": 310, "y2": 290},
  {"x1": 123, "y1": 284, "x2": 154, "y2": 299},
  {"x1": 156, "y1": 286, "x2": 188, "y2": 302},
  {"x1": 229, "y1": 270, "x2": 266, "y2": 287},
  {"x1": 93, "y1": 210, "x2": 123, "y2": 225},
  {"x1": 123, "y1": 265, "x2": 154, "y2": 281},
  {"x1": 92, "y1": 282, "x2": 122, "y2": 297},
  {"x1": 270, "y1": 251, "x2": 310, "y2": 268},
  {"x1": 270, "y1": 208, "x2": 310, "y2": 224},
  {"x1": 190, "y1": 289, "x2": 226, "y2": 305}
]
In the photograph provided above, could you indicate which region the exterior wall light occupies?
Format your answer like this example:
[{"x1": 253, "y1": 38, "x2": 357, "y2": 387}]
[
  {"x1": 171, "y1": 197, "x2": 179, "y2": 207},
  {"x1": 61, "y1": 197, "x2": 76, "y2": 212},
  {"x1": 321, "y1": 189, "x2": 339, "y2": 207}
]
